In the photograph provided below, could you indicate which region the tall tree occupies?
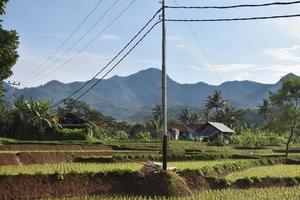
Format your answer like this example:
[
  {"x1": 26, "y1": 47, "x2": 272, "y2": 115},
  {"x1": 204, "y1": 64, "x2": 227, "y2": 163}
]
[
  {"x1": 152, "y1": 104, "x2": 162, "y2": 122},
  {"x1": 258, "y1": 99, "x2": 271, "y2": 120},
  {"x1": 178, "y1": 108, "x2": 193, "y2": 125},
  {"x1": 204, "y1": 90, "x2": 226, "y2": 121},
  {"x1": 269, "y1": 77, "x2": 300, "y2": 157},
  {"x1": 0, "y1": 0, "x2": 19, "y2": 102}
]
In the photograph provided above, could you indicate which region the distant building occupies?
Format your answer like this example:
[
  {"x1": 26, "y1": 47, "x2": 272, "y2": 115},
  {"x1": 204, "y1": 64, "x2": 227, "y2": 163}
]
[
  {"x1": 169, "y1": 122, "x2": 235, "y2": 142},
  {"x1": 199, "y1": 122, "x2": 235, "y2": 141},
  {"x1": 168, "y1": 124, "x2": 202, "y2": 141},
  {"x1": 58, "y1": 113, "x2": 93, "y2": 137}
]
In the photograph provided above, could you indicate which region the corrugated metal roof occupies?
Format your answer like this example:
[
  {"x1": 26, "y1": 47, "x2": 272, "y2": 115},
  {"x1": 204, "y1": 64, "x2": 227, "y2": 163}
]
[{"x1": 208, "y1": 122, "x2": 235, "y2": 133}]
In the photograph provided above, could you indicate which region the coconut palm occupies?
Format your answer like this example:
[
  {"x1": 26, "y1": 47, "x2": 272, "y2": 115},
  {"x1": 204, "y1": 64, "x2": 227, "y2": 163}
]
[
  {"x1": 204, "y1": 90, "x2": 227, "y2": 121},
  {"x1": 258, "y1": 99, "x2": 271, "y2": 119},
  {"x1": 152, "y1": 104, "x2": 162, "y2": 121},
  {"x1": 179, "y1": 108, "x2": 193, "y2": 125}
]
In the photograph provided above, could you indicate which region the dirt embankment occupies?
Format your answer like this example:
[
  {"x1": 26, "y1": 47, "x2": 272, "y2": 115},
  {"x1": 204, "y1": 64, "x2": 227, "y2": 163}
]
[
  {"x1": 0, "y1": 144, "x2": 113, "y2": 165},
  {"x1": 0, "y1": 173, "x2": 299, "y2": 199},
  {"x1": 0, "y1": 151, "x2": 113, "y2": 165},
  {"x1": 0, "y1": 172, "x2": 192, "y2": 200},
  {"x1": 0, "y1": 144, "x2": 111, "y2": 151}
]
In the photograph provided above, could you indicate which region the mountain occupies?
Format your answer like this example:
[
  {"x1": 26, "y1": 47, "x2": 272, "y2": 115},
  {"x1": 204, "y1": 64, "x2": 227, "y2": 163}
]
[{"x1": 3, "y1": 68, "x2": 298, "y2": 122}]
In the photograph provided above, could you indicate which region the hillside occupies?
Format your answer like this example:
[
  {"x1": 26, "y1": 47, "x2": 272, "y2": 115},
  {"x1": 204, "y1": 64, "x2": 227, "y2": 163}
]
[{"x1": 3, "y1": 68, "x2": 296, "y2": 121}]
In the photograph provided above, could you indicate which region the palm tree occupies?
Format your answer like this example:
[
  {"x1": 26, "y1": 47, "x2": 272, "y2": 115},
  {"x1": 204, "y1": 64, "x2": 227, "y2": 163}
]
[
  {"x1": 204, "y1": 90, "x2": 226, "y2": 120},
  {"x1": 179, "y1": 108, "x2": 193, "y2": 125},
  {"x1": 258, "y1": 99, "x2": 271, "y2": 119},
  {"x1": 152, "y1": 104, "x2": 162, "y2": 121}
]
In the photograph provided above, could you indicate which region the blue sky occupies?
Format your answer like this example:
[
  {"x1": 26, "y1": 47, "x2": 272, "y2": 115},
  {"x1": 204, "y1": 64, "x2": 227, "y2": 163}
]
[{"x1": 2, "y1": 0, "x2": 300, "y2": 88}]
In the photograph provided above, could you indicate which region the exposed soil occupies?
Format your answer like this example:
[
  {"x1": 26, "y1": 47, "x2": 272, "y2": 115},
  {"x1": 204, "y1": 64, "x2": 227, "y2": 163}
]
[
  {"x1": 0, "y1": 172, "x2": 191, "y2": 200},
  {"x1": 0, "y1": 172, "x2": 299, "y2": 199},
  {"x1": 0, "y1": 151, "x2": 113, "y2": 165},
  {"x1": 0, "y1": 144, "x2": 111, "y2": 151},
  {"x1": 0, "y1": 144, "x2": 113, "y2": 165},
  {"x1": 0, "y1": 154, "x2": 18, "y2": 165}
]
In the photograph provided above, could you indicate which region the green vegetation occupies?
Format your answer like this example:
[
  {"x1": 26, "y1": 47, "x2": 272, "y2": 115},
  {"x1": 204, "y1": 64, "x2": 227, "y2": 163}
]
[
  {"x1": 45, "y1": 186, "x2": 300, "y2": 200},
  {"x1": 226, "y1": 165, "x2": 300, "y2": 181},
  {"x1": 0, "y1": 160, "x2": 242, "y2": 176},
  {"x1": 0, "y1": 0, "x2": 19, "y2": 101}
]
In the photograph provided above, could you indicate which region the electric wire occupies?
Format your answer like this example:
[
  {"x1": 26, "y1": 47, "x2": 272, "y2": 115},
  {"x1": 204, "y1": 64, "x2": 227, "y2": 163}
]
[
  {"x1": 171, "y1": 0, "x2": 229, "y2": 95},
  {"x1": 171, "y1": 0, "x2": 226, "y2": 85},
  {"x1": 166, "y1": 13, "x2": 300, "y2": 22},
  {"x1": 27, "y1": 0, "x2": 136, "y2": 85},
  {"x1": 51, "y1": 12, "x2": 161, "y2": 107},
  {"x1": 166, "y1": 0, "x2": 300, "y2": 9},
  {"x1": 23, "y1": 0, "x2": 121, "y2": 83},
  {"x1": 19, "y1": 0, "x2": 105, "y2": 81},
  {"x1": 52, "y1": 8, "x2": 162, "y2": 107},
  {"x1": 71, "y1": 21, "x2": 161, "y2": 103}
]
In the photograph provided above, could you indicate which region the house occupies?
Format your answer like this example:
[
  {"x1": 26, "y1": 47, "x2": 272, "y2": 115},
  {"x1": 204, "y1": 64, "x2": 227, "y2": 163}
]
[
  {"x1": 168, "y1": 124, "x2": 202, "y2": 141},
  {"x1": 169, "y1": 122, "x2": 235, "y2": 142},
  {"x1": 58, "y1": 113, "x2": 93, "y2": 137},
  {"x1": 199, "y1": 121, "x2": 235, "y2": 141}
]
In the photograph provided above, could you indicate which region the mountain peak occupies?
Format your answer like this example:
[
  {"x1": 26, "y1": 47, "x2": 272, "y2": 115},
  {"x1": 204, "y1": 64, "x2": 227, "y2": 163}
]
[{"x1": 280, "y1": 73, "x2": 298, "y2": 81}]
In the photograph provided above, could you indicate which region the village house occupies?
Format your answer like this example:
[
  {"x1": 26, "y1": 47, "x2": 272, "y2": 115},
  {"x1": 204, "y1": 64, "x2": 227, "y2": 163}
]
[
  {"x1": 169, "y1": 122, "x2": 235, "y2": 141},
  {"x1": 199, "y1": 122, "x2": 235, "y2": 142},
  {"x1": 168, "y1": 124, "x2": 202, "y2": 141}
]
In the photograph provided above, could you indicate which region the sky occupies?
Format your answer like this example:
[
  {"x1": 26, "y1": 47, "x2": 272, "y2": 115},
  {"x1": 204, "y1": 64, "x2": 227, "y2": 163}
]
[{"x1": 2, "y1": 0, "x2": 300, "y2": 88}]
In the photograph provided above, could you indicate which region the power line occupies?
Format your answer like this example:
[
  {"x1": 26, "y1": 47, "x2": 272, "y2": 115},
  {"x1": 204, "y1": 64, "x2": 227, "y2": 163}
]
[
  {"x1": 52, "y1": 8, "x2": 162, "y2": 107},
  {"x1": 20, "y1": 0, "x2": 105, "y2": 81},
  {"x1": 166, "y1": 0, "x2": 300, "y2": 9},
  {"x1": 171, "y1": 0, "x2": 226, "y2": 86},
  {"x1": 23, "y1": 0, "x2": 121, "y2": 83},
  {"x1": 166, "y1": 13, "x2": 300, "y2": 22},
  {"x1": 71, "y1": 21, "x2": 161, "y2": 103},
  {"x1": 27, "y1": 0, "x2": 136, "y2": 85}
]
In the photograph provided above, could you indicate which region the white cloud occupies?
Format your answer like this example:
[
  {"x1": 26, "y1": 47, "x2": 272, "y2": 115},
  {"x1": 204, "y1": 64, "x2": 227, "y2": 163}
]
[
  {"x1": 234, "y1": 71, "x2": 251, "y2": 81},
  {"x1": 175, "y1": 44, "x2": 187, "y2": 49},
  {"x1": 205, "y1": 63, "x2": 256, "y2": 72},
  {"x1": 273, "y1": 19, "x2": 300, "y2": 41},
  {"x1": 264, "y1": 45, "x2": 300, "y2": 61},
  {"x1": 100, "y1": 34, "x2": 119, "y2": 40}
]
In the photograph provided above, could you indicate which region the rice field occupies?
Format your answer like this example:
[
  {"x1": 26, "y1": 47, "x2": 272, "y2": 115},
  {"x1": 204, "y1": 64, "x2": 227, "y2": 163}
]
[
  {"x1": 0, "y1": 160, "x2": 241, "y2": 175},
  {"x1": 226, "y1": 164, "x2": 300, "y2": 181},
  {"x1": 46, "y1": 186, "x2": 300, "y2": 200}
]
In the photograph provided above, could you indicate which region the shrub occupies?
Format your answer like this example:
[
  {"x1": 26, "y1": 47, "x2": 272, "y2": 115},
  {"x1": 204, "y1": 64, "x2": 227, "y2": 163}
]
[{"x1": 59, "y1": 128, "x2": 88, "y2": 140}]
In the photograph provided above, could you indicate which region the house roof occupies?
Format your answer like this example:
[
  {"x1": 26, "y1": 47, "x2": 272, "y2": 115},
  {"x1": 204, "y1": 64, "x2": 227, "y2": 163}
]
[
  {"x1": 207, "y1": 122, "x2": 235, "y2": 133},
  {"x1": 168, "y1": 124, "x2": 200, "y2": 133}
]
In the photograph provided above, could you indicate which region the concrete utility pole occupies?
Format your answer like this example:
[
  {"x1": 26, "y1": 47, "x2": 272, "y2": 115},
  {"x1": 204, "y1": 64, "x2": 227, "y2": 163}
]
[
  {"x1": 161, "y1": 0, "x2": 168, "y2": 171},
  {"x1": 7, "y1": 81, "x2": 20, "y2": 104}
]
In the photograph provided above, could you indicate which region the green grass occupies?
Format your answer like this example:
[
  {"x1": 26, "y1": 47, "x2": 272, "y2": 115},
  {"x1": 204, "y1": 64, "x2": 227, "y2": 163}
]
[
  {"x1": 226, "y1": 164, "x2": 300, "y2": 181},
  {"x1": 45, "y1": 186, "x2": 300, "y2": 200},
  {"x1": 0, "y1": 160, "x2": 242, "y2": 176}
]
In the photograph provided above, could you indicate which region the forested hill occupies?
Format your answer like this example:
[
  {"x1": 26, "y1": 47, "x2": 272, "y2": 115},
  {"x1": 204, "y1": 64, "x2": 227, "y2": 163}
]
[{"x1": 3, "y1": 68, "x2": 297, "y2": 121}]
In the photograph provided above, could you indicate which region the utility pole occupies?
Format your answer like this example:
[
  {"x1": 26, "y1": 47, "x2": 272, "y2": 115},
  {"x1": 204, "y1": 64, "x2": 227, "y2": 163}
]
[
  {"x1": 7, "y1": 81, "x2": 20, "y2": 104},
  {"x1": 161, "y1": 0, "x2": 168, "y2": 171}
]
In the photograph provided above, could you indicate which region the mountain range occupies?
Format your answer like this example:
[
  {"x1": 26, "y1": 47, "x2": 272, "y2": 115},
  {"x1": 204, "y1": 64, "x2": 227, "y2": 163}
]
[{"x1": 2, "y1": 68, "x2": 297, "y2": 122}]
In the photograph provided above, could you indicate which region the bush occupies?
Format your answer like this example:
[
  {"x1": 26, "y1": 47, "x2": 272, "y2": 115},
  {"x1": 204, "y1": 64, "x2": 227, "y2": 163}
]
[
  {"x1": 59, "y1": 128, "x2": 88, "y2": 140},
  {"x1": 208, "y1": 135, "x2": 225, "y2": 146},
  {"x1": 231, "y1": 129, "x2": 286, "y2": 147}
]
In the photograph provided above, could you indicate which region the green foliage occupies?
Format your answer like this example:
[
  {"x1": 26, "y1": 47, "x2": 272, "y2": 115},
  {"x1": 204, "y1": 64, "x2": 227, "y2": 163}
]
[
  {"x1": 230, "y1": 129, "x2": 286, "y2": 147},
  {"x1": 268, "y1": 77, "x2": 300, "y2": 156},
  {"x1": 59, "y1": 128, "x2": 88, "y2": 140},
  {"x1": 0, "y1": 0, "x2": 19, "y2": 101},
  {"x1": 207, "y1": 135, "x2": 225, "y2": 146},
  {"x1": 0, "y1": 97, "x2": 61, "y2": 140}
]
